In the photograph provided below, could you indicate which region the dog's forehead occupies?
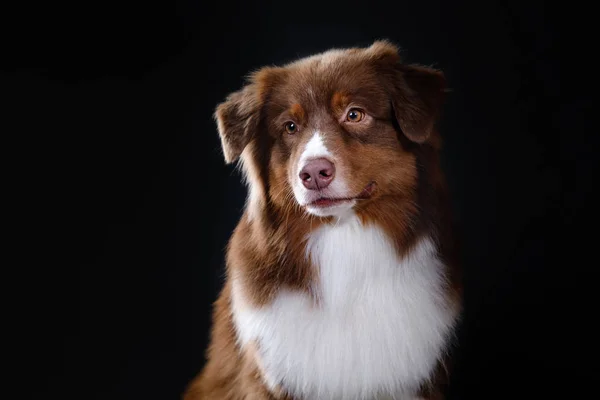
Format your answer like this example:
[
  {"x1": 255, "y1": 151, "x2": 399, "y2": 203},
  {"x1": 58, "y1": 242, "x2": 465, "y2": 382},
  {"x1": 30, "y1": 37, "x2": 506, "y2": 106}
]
[
  {"x1": 287, "y1": 48, "x2": 358, "y2": 71},
  {"x1": 275, "y1": 50, "x2": 379, "y2": 108}
]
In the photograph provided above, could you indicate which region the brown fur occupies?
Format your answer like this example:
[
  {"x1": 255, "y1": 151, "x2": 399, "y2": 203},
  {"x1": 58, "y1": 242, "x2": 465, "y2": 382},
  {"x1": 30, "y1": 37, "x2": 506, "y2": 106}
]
[{"x1": 184, "y1": 40, "x2": 461, "y2": 400}]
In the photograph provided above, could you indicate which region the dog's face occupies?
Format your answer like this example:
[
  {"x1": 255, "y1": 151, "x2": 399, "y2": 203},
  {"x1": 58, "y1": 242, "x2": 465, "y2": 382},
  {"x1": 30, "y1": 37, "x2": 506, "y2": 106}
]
[{"x1": 215, "y1": 41, "x2": 445, "y2": 218}]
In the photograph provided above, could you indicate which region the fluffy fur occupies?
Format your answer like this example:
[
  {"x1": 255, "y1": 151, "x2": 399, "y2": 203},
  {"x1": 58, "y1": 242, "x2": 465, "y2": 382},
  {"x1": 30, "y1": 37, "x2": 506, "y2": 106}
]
[
  {"x1": 233, "y1": 220, "x2": 456, "y2": 399},
  {"x1": 184, "y1": 40, "x2": 462, "y2": 400}
]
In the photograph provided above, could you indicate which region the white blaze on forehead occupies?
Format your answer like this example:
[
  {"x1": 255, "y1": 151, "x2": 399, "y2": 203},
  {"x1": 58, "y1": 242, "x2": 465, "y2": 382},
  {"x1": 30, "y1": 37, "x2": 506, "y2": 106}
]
[{"x1": 299, "y1": 132, "x2": 332, "y2": 166}]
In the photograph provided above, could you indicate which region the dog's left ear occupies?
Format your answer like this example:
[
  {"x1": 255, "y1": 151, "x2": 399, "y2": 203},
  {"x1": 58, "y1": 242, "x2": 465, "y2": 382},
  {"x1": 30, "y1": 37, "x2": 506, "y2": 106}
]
[
  {"x1": 392, "y1": 64, "x2": 446, "y2": 144},
  {"x1": 368, "y1": 40, "x2": 447, "y2": 144}
]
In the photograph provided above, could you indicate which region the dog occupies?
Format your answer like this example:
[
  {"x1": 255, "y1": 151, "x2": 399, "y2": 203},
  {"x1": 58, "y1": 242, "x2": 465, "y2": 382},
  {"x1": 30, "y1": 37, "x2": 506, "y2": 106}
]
[{"x1": 184, "y1": 40, "x2": 462, "y2": 400}]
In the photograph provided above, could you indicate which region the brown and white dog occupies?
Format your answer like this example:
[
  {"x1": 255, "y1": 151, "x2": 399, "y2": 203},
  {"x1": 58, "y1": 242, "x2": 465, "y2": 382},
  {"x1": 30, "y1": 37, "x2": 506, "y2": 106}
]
[{"x1": 185, "y1": 40, "x2": 462, "y2": 400}]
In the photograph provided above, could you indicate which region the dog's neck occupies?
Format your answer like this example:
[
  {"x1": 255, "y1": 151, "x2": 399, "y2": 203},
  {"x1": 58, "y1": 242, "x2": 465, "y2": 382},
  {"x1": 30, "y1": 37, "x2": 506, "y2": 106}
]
[{"x1": 245, "y1": 191, "x2": 426, "y2": 259}]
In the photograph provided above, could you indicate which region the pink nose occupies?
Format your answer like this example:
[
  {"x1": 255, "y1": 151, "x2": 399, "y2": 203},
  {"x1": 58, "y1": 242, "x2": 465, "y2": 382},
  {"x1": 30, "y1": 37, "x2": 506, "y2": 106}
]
[{"x1": 299, "y1": 158, "x2": 335, "y2": 190}]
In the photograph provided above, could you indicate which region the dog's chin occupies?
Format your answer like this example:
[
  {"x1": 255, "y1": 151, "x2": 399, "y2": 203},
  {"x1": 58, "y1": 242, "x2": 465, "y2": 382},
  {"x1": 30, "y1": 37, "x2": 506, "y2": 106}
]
[{"x1": 305, "y1": 199, "x2": 357, "y2": 217}]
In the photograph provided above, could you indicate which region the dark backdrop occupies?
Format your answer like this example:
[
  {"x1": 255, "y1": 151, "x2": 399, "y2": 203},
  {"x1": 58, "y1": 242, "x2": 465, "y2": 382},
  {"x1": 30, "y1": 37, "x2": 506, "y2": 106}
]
[{"x1": 4, "y1": 1, "x2": 597, "y2": 399}]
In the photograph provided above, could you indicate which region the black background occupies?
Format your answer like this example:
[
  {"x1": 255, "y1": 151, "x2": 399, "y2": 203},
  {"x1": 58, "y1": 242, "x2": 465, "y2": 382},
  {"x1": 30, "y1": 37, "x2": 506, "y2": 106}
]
[{"x1": 4, "y1": 1, "x2": 597, "y2": 399}]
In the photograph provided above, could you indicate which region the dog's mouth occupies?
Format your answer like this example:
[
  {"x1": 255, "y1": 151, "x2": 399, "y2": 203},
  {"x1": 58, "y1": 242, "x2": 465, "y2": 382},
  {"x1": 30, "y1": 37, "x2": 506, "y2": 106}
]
[{"x1": 308, "y1": 182, "x2": 376, "y2": 208}]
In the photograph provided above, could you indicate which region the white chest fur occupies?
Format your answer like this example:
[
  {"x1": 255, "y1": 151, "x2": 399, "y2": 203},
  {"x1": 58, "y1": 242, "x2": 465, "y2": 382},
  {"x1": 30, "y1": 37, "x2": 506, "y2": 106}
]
[{"x1": 232, "y1": 215, "x2": 457, "y2": 400}]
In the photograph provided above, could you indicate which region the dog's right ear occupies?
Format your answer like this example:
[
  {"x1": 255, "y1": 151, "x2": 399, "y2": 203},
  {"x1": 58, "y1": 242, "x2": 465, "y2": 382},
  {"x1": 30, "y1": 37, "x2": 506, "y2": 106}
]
[{"x1": 215, "y1": 67, "x2": 284, "y2": 164}]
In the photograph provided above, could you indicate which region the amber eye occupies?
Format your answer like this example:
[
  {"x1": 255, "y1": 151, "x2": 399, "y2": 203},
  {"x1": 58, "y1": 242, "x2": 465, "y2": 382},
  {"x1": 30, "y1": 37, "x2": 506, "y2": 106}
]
[
  {"x1": 346, "y1": 108, "x2": 365, "y2": 122},
  {"x1": 284, "y1": 121, "x2": 298, "y2": 134}
]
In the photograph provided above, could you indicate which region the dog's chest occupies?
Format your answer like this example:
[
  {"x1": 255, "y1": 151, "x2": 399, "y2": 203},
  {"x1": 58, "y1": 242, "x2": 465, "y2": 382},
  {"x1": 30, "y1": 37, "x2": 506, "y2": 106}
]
[{"x1": 232, "y1": 216, "x2": 456, "y2": 400}]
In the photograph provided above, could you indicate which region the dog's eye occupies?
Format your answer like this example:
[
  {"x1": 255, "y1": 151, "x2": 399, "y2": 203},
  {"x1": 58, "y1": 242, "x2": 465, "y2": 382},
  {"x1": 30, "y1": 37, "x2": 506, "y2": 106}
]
[
  {"x1": 284, "y1": 121, "x2": 298, "y2": 134},
  {"x1": 346, "y1": 109, "x2": 365, "y2": 122}
]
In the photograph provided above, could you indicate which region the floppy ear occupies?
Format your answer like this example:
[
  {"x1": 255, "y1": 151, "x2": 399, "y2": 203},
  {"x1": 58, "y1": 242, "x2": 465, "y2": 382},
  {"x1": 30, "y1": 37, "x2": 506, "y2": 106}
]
[
  {"x1": 214, "y1": 84, "x2": 261, "y2": 164},
  {"x1": 392, "y1": 64, "x2": 446, "y2": 144},
  {"x1": 368, "y1": 40, "x2": 447, "y2": 144},
  {"x1": 214, "y1": 67, "x2": 283, "y2": 164}
]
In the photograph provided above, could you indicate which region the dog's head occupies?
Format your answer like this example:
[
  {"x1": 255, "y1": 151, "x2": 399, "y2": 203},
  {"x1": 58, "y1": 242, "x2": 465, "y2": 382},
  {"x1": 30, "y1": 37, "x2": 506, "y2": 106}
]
[{"x1": 215, "y1": 41, "x2": 446, "y2": 218}]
